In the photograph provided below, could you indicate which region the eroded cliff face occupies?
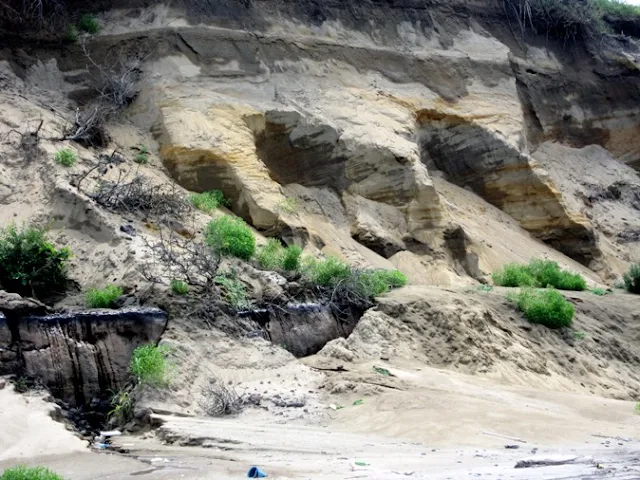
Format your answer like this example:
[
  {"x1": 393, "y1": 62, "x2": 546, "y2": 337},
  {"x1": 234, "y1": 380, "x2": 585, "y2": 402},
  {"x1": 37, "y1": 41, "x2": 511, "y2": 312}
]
[
  {"x1": 0, "y1": 295, "x2": 167, "y2": 405},
  {"x1": 3, "y1": 0, "x2": 640, "y2": 282}
]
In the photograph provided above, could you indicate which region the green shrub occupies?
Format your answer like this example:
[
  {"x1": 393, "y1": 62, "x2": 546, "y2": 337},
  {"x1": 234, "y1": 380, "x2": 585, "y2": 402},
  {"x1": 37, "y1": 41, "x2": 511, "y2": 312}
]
[
  {"x1": 574, "y1": 331, "x2": 586, "y2": 340},
  {"x1": 282, "y1": 245, "x2": 303, "y2": 271},
  {"x1": 590, "y1": 287, "x2": 607, "y2": 296},
  {"x1": 623, "y1": 264, "x2": 640, "y2": 294},
  {"x1": 189, "y1": 190, "x2": 231, "y2": 213},
  {"x1": 512, "y1": 288, "x2": 575, "y2": 329},
  {"x1": 356, "y1": 269, "x2": 407, "y2": 298},
  {"x1": 528, "y1": 260, "x2": 587, "y2": 291},
  {"x1": 0, "y1": 224, "x2": 71, "y2": 298},
  {"x1": 108, "y1": 388, "x2": 134, "y2": 424},
  {"x1": 493, "y1": 263, "x2": 536, "y2": 287},
  {"x1": 63, "y1": 25, "x2": 78, "y2": 44},
  {"x1": 134, "y1": 153, "x2": 149, "y2": 164},
  {"x1": 594, "y1": 0, "x2": 640, "y2": 17},
  {"x1": 305, "y1": 256, "x2": 352, "y2": 286},
  {"x1": 170, "y1": 279, "x2": 188, "y2": 295},
  {"x1": 54, "y1": 149, "x2": 77, "y2": 167},
  {"x1": 0, "y1": 466, "x2": 63, "y2": 480},
  {"x1": 205, "y1": 216, "x2": 255, "y2": 260},
  {"x1": 78, "y1": 14, "x2": 100, "y2": 34},
  {"x1": 256, "y1": 238, "x2": 284, "y2": 270},
  {"x1": 493, "y1": 260, "x2": 586, "y2": 291},
  {"x1": 215, "y1": 272, "x2": 250, "y2": 309},
  {"x1": 130, "y1": 344, "x2": 171, "y2": 387},
  {"x1": 85, "y1": 284, "x2": 122, "y2": 308}
]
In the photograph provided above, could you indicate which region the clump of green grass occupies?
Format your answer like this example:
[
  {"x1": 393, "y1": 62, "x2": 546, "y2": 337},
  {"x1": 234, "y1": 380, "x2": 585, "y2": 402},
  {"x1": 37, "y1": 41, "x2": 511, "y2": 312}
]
[
  {"x1": 134, "y1": 146, "x2": 150, "y2": 164},
  {"x1": 623, "y1": 264, "x2": 640, "y2": 294},
  {"x1": 493, "y1": 260, "x2": 586, "y2": 291},
  {"x1": 255, "y1": 239, "x2": 303, "y2": 272},
  {"x1": 78, "y1": 14, "x2": 100, "y2": 34},
  {"x1": 510, "y1": 288, "x2": 575, "y2": 329},
  {"x1": 54, "y1": 148, "x2": 77, "y2": 167},
  {"x1": 478, "y1": 284, "x2": 494, "y2": 292},
  {"x1": 356, "y1": 269, "x2": 407, "y2": 298},
  {"x1": 85, "y1": 284, "x2": 122, "y2": 308},
  {"x1": 215, "y1": 272, "x2": 250, "y2": 309},
  {"x1": 0, "y1": 466, "x2": 63, "y2": 480},
  {"x1": 282, "y1": 245, "x2": 302, "y2": 271},
  {"x1": 304, "y1": 256, "x2": 352, "y2": 286},
  {"x1": 0, "y1": 224, "x2": 71, "y2": 298},
  {"x1": 170, "y1": 279, "x2": 188, "y2": 295},
  {"x1": 256, "y1": 238, "x2": 284, "y2": 270},
  {"x1": 635, "y1": 402, "x2": 640, "y2": 414},
  {"x1": 63, "y1": 24, "x2": 78, "y2": 44},
  {"x1": 590, "y1": 287, "x2": 607, "y2": 296},
  {"x1": 130, "y1": 344, "x2": 171, "y2": 387},
  {"x1": 594, "y1": 0, "x2": 640, "y2": 17},
  {"x1": 574, "y1": 331, "x2": 587, "y2": 340},
  {"x1": 205, "y1": 216, "x2": 255, "y2": 260},
  {"x1": 189, "y1": 190, "x2": 231, "y2": 213},
  {"x1": 493, "y1": 263, "x2": 536, "y2": 287}
]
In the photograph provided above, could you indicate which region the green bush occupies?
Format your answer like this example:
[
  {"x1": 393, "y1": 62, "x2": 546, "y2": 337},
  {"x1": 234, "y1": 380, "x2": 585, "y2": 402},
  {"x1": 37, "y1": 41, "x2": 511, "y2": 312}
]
[
  {"x1": 305, "y1": 256, "x2": 352, "y2": 286},
  {"x1": 0, "y1": 224, "x2": 71, "y2": 298},
  {"x1": 527, "y1": 260, "x2": 587, "y2": 291},
  {"x1": 590, "y1": 287, "x2": 607, "y2": 296},
  {"x1": 170, "y1": 279, "x2": 188, "y2": 295},
  {"x1": 63, "y1": 25, "x2": 78, "y2": 44},
  {"x1": 623, "y1": 264, "x2": 640, "y2": 294},
  {"x1": 130, "y1": 344, "x2": 171, "y2": 387},
  {"x1": 256, "y1": 238, "x2": 284, "y2": 270},
  {"x1": 282, "y1": 245, "x2": 303, "y2": 271},
  {"x1": 54, "y1": 149, "x2": 77, "y2": 167},
  {"x1": 85, "y1": 284, "x2": 122, "y2": 308},
  {"x1": 215, "y1": 272, "x2": 250, "y2": 309},
  {"x1": 493, "y1": 260, "x2": 586, "y2": 291},
  {"x1": 511, "y1": 288, "x2": 575, "y2": 329},
  {"x1": 205, "y1": 216, "x2": 255, "y2": 260},
  {"x1": 493, "y1": 263, "x2": 536, "y2": 287},
  {"x1": 134, "y1": 153, "x2": 149, "y2": 164},
  {"x1": 0, "y1": 466, "x2": 63, "y2": 480},
  {"x1": 78, "y1": 14, "x2": 100, "y2": 34},
  {"x1": 356, "y1": 269, "x2": 407, "y2": 298},
  {"x1": 190, "y1": 190, "x2": 231, "y2": 213}
]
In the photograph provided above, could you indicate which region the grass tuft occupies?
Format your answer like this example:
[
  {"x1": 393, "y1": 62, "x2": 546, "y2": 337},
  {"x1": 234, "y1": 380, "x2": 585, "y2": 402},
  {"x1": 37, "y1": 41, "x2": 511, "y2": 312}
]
[
  {"x1": 85, "y1": 284, "x2": 122, "y2": 308},
  {"x1": 78, "y1": 14, "x2": 100, "y2": 34},
  {"x1": 0, "y1": 466, "x2": 63, "y2": 480},
  {"x1": 170, "y1": 279, "x2": 189, "y2": 295},
  {"x1": 54, "y1": 149, "x2": 77, "y2": 167},
  {"x1": 189, "y1": 190, "x2": 231, "y2": 213},
  {"x1": 130, "y1": 344, "x2": 171, "y2": 387},
  {"x1": 205, "y1": 216, "x2": 255, "y2": 260}
]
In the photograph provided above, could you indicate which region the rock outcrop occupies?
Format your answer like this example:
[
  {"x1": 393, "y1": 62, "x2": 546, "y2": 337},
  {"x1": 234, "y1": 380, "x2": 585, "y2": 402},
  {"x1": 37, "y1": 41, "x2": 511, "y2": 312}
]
[{"x1": 0, "y1": 304, "x2": 167, "y2": 405}]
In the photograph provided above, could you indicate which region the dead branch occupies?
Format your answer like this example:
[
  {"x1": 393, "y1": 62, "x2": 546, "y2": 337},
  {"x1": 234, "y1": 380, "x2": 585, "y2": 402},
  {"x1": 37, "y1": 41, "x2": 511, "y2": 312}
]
[
  {"x1": 63, "y1": 104, "x2": 112, "y2": 147},
  {"x1": 198, "y1": 376, "x2": 244, "y2": 417},
  {"x1": 141, "y1": 226, "x2": 220, "y2": 289},
  {"x1": 82, "y1": 40, "x2": 143, "y2": 108},
  {"x1": 92, "y1": 175, "x2": 190, "y2": 217}
]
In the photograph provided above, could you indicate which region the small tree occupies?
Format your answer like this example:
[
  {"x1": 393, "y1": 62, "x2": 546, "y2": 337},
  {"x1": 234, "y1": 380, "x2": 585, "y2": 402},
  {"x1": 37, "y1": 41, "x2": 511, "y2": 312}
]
[{"x1": 0, "y1": 224, "x2": 71, "y2": 298}]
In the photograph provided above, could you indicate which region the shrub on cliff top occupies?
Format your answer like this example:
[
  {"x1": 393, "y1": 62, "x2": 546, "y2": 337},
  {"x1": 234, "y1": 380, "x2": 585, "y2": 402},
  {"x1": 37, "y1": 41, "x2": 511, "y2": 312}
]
[
  {"x1": 505, "y1": 0, "x2": 640, "y2": 40},
  {"x1": 0, "y1": 466, "x2": 63, "y2": 480},
  {"x1": 85, "y1": 284, "x2": 122, "y2": 308},
  {"x1": 0, "y1": 224, "x2": 71, "y2": 298}
]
